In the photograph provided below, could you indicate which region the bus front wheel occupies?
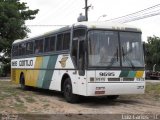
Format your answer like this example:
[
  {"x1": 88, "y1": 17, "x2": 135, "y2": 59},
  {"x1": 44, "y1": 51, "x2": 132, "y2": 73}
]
[
  {"x1": 107, "y1": 95, "x2": 119, "y2": 100},
  {"x1": 63, "y1": 78, "x2": 79, "y2": 103}
]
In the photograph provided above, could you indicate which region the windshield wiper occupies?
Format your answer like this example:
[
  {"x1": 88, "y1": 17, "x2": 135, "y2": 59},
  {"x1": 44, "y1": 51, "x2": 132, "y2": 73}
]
[
  {"x1": 122, "y1": 47, "x2": 135, "y2": 69},
  {"x1": 108, "y1": 48, "x2": 119, "y2": 67}
]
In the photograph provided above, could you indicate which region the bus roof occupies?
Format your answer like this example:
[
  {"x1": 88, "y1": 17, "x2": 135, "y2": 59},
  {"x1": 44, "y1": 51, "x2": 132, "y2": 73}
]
[
  {"x1": 74, "y1": 21, "x2": 141, "y2": 31},
  {"x1": 13, "y1": 21, "x2": 141, "y2": 44}
]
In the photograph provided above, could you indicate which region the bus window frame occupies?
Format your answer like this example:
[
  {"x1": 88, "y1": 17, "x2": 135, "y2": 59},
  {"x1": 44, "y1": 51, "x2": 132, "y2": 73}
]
[
  {"x1": 26, "y1": 41, "x2": 34, "y2": 56},
  {"x1": 56, "y1": 31, "x2": 71, "y2": 52},
  {"x1": 12, "y1": 44, "x2": 19, "y2": 58},
  {"x1": 71, "y1": 27, "x2": 87, "y2": 70},
  {"x1": 44, "y1": 35, "x2": 57, "y2": 53},
  {"x1": 34, "y1": 38, "x2": 44, "y2": 54},
  {"x1": 11, "y1": 29, "x2": 72, "y2": 59}
]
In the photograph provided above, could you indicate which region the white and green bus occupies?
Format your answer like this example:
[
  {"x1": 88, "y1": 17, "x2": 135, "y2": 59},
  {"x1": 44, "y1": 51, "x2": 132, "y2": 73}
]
[{"x1": 11, "y1": 22, "x2": 145, "y2": 103}]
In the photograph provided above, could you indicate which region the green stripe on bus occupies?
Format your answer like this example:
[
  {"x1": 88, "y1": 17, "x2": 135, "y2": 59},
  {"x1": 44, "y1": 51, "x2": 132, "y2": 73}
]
[
  {"x1": 42, "y1": 55, "x2": 58, "y2": 89},
  {"x1": 128, "y1": 71, "x2": 136, "y2": 78},
  {"x1": 37, "y1": 56, "x2": 50, "y2": 87},
  {"x1": 119, "y1": 71, "x2": 129, "y2": 77}
]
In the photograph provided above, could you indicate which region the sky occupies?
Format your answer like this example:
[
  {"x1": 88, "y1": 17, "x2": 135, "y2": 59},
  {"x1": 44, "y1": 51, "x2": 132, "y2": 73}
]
[{"x1": 20, "y1": 0, "x2": 160, "y2": 42}]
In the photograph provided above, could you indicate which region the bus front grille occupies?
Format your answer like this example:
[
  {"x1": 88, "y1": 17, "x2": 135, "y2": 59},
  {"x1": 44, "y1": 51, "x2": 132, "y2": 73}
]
[
  {"x1": 123, "y1": 78, "x2": 134, "y2": 81},
  {"x1": 108, "y1": 78, "x2": 120, "y2": 81}
]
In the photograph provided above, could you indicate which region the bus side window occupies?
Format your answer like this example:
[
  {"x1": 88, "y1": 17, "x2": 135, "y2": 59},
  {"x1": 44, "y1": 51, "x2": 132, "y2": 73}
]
[
  {"x1": 72, "y1": 28, "x2": 86, "y2": 69},
  {"x1": 26, "y1": 42, "x2": 34, "y2": 55},
  {"x1": 44, "y1": 37, "x2": 50, "y2": 52},
  {"x1": 78, "y1": 40, "x2": 85, "y2": 75},
  {"x1": 12, "y1": 45, "x2": 19, "y2": 57},
  {"x1": 35, "y1": 39, "x2": 43, "y2": 54},
  {"x1": 57, "y1": 34, "x2": 63, "y2": 51},
  {"x1": 44, "y1": 36, "x2": 56, "y2": 52},
  {"x1": 19, "y1": 43, "x2": 26, "y2": 56},
  {"x1": 71, "y1": 40, "x2": 78, "y2": 67},
  {"x1": 50, "y1": 36, "x2": 56, "y2": 51},
  {"x1": 63, "y1": 32, "x2": 70, "y2": 50}
]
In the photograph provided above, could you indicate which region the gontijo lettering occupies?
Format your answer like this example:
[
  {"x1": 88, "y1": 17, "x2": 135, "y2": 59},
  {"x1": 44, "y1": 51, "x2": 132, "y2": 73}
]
[
  {"x1": 11, "y1": 59, "x2": 34, "y2": 67},
  {"x1": 19, "y1": 60, "x2": 33, "y2": 66},
  {"x1": 12, "y1": 60, "x2": 33, "y2": 66}
]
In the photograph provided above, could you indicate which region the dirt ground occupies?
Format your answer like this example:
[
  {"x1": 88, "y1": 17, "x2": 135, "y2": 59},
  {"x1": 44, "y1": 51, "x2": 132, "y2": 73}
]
[{"x1": 0, "y1": 79, "x2": 160, "y2": 120}]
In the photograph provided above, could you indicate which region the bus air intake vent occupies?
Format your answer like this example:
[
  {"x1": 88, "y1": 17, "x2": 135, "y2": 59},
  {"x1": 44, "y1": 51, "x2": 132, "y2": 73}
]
[
  {"x1": 108, "y1": 78, "x2": 120, "y2": 81},
  {"x1": 123, "y1": 78, "x2": 134, "y2": 81}
]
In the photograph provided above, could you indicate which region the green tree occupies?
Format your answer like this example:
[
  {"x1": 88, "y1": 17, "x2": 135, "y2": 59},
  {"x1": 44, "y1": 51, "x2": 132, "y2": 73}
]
[
  {"x1": 0, "y1": 0, "x2": 39, "y2": 76},
  {"x1": 145, "y1": 36, "x2": 160, "y2": 71}
]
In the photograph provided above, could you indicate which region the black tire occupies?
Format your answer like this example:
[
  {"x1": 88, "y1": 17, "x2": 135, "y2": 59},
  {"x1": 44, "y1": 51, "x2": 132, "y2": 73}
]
[
  {"x1": 107, "y1": 95, "x2": 119, "y2": 100},
  {"x1": 20, "y1": 74, "x2": 27, "y2": 90},
  {"x1": 63, "y1": 78, "x2": 79, "y2": 103}
]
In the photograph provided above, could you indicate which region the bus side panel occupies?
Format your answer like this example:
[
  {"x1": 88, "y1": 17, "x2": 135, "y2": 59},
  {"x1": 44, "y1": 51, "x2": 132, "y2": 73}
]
[
  {"x1": 41, "y1": 55, "x2": 58, "y2": 89},
  {"x1": 25, "y1": 57, "x2": 43, "y2": 87},
  {"x1": 76, "y1": 71, "x2": 87, "y2": 96},
  {"x1": 25, "y1": 55, "x2": 58, "y2": 88},
  {"x1": 11, "y1": 69, "x2": 18, "y2": 84},
  {"x1": 49, "y1": 70, "x2": 87, "y2": 95},
  {"x1": 36, "y1": 56, "x2": 50, "y2": 88},
  {"x1": 11, "y1": 69, "x2": 26, "y2": 84},
  {"x1": 49, "y1": 55, "x2": 80, "y2": 93},
  {"x1": 49, "y1": 70, "x2": 62, "y2": 91}
]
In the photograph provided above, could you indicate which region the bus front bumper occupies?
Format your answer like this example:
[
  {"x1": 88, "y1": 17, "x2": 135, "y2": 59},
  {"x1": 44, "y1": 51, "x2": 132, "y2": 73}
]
[{"x1": 86, "y1": 82, "x2": 145, "y2": 96}]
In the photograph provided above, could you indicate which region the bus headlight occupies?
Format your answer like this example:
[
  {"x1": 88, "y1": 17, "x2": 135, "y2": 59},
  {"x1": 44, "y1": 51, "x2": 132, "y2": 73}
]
[{"x1": 136, "y1": 78, "x2": 145, "y2": 81}]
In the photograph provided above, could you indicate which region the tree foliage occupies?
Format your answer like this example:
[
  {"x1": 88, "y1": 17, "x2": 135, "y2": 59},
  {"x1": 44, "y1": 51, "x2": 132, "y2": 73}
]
[
  {"x1": 0, "y1": 0, "x2": 39, "y2": 76},
  {"x1": 145, "y1": 36, "x2": 160, "y2": 71},
  {"x1": 0, "y1": 0, "x2": 38, "y2": 58}
]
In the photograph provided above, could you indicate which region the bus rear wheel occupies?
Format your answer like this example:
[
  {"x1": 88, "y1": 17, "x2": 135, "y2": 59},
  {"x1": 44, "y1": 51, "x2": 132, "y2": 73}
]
[
  {"x1": 20, "y1": 74, "x2": 27, "y2": 90},
  {"x1": 63, "y1": 78, "x2": 79, "y2": 103}
]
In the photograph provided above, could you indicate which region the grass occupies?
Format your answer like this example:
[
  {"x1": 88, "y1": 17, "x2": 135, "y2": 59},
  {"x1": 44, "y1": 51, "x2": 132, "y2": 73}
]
[
  {"x1": 13, "y1": 103, "x2": 27, "y2": 111},
  {"x1": 15, "y1": 96, "x2": 24, "y2": 103},
  {"x1": 0, "y1": 80, "x2": 160, "y2": 113},
  {"x1": 146, "y1": 83, "x2": 160, "y2": 94},
  {"x1": 0, "y1": 81, "x2": 37, "y2": 113},
  {"x1": 24, "y1": 96, "x2": 36, "y2": 103},
  {"x1": 144, "y1": 82, "x2": 160, "y2": 101},
  {"x1": 119, "y1": 82, "x2": 160, "y2": 101}
]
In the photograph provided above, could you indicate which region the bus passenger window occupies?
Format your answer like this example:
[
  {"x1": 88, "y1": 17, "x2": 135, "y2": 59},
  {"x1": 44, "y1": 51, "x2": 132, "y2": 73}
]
[
  {"x1": 63, "y1": 32, "x2": 70, "y2": 50},
  {"x1": 50, "y1": 36, "x2": 56, "y2": 51},
  {"x1": 19, "y1": 43, "x2": 26, "y2": 56},
  {"x1": 57, "y1": 34, "x2": 63, "y2": 51},
  {"x1": 35, "y1": 39, "x2": 43, "y2": 54},
  {"x1": 12, "y1": 45, "x2": 19, "y2": 57},
  {"x1": 44, "y1": 37, "x2": 50, "y2": 52},
  {"x1": 26, "y1": 42, "x2": 33, "y2": 55},
  {"x1": 44, "y1": 36, "x2": 55, "y2": 52}
]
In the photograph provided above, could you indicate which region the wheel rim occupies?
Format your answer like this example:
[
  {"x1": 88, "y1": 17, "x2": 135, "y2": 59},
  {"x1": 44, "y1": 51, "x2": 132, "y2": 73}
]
[{"x1": 64, "y1": 84, "x2": 72, "y2": 98}]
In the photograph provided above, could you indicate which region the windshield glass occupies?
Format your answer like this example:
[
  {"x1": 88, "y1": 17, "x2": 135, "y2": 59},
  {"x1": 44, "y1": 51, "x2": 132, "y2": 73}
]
[
  {"x1": 120, "y1": 32, "x2": 144, "y2": 67},
  {"x1": 88, "y1": 30, "x2": 144, "y2": 68},
  {"x1": 88, "y1": 30, "x2": 120, "y2": 67}
]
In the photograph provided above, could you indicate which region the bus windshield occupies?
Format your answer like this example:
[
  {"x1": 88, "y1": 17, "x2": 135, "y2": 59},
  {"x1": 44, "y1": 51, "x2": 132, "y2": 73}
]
[{"x1": 88, "y1": 30, "x2": 144, "y2": 68}]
